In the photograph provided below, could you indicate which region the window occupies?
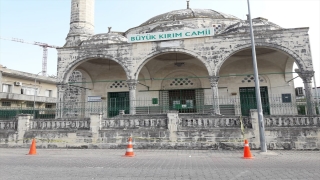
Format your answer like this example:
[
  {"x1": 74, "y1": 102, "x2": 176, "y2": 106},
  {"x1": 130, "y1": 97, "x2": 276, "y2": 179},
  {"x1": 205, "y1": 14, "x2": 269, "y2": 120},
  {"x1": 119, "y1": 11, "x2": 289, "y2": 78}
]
[
  {"x1": 282, "y1": 94, "x2": 292, "y2": 103},
  {"x1": 45, "y1": 103, "x2": 53, "y2": 109},
  {"x1": 26, "y1": 102, "x2": 34, "y2": 108},
  {"x1": 295, "y1": 87, "x2": 304, "y2": 96},
  {"x1": 2, "y1": 101, "x2": 11, "y2": 107},
  {"x1": 2, "y1": 84, "x2": 12, "y2": 93},
  {"x1": 45, "y1": 90, "x2": 52, "y2": 97},
  {"x1": 21, "y1": 87, "x2": 37, "y2": 95}
]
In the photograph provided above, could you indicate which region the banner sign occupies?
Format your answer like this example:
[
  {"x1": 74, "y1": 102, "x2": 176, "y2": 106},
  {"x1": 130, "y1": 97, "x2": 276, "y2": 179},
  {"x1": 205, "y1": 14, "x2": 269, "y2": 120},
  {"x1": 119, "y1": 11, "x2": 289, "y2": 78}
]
[{"x1": 127, "y1": 28, "x2": 214, "y2": 43}]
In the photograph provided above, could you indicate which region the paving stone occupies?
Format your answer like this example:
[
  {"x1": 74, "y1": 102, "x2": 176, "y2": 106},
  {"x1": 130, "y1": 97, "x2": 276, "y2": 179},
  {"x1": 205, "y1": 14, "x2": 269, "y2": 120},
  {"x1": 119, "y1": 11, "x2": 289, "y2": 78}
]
[{"x1": 0, "y1": 149, "x2": 319, "y2": 179}]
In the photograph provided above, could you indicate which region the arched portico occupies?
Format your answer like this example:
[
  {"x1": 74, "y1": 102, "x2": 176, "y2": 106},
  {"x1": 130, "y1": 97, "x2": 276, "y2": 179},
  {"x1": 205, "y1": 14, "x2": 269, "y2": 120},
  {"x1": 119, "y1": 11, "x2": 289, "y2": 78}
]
[
  {"x1": 216, "y1": 43, "x2": 307, "y2": 74},
  {"x1": 134, "y1": 48, "x2": 214, "y2": 80},
  {"x1": 60, "y1": 55, "x2": 131, "y2": 84},
  {"x1": 57, "y1": 55, "x2": 132, "y2": 118},
  {"x1": 217, "y1": 43, "x2": 315, "y2": 116},
  {"x1": 132, "y1": 49, "x2": 220, "y2": 115}
]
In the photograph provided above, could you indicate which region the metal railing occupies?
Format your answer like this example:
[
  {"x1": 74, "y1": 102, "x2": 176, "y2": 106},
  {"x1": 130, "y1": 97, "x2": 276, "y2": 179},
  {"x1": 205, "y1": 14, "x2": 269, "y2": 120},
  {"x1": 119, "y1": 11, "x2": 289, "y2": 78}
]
[
  {"x1": 0, "y1": 95, "x2": 318, "y2": 120},
  {"x1": 0, "y1": 107, "x2": 55, "y2": 120}
]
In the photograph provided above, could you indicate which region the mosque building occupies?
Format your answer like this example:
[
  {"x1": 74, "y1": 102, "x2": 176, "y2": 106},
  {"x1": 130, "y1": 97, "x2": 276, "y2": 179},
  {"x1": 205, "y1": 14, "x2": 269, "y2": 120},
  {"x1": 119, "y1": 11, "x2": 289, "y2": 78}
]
[{"x1": 56, "y1": 0, "x2": 316, "y2": 118}]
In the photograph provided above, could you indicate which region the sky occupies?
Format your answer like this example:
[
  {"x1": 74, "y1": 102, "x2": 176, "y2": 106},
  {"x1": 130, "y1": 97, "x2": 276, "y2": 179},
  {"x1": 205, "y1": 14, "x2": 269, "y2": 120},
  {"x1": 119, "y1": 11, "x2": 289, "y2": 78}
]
[{"x1": 0, "y1": 0, "x2": 319, "y2": 88}]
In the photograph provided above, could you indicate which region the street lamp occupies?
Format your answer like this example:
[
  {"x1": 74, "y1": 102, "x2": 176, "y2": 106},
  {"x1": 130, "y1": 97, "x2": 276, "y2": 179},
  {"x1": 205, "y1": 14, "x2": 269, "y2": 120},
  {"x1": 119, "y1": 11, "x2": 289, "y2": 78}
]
[
  {"x1": 247, "y1": 0, "x2": 267, "y2": 152},
  {"x1": 33, "y1": 72, "x2": 42, "y2": 118}
]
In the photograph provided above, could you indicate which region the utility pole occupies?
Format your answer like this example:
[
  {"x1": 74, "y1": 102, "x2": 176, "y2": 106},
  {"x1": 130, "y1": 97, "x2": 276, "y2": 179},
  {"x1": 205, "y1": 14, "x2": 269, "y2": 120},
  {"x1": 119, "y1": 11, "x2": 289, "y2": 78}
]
[
  {"x1": 247, "y1": 0, "x2": 267, "y2": 152},
  {"x1": 33, "y1": 72, "x2": 42, "y2": 118}
]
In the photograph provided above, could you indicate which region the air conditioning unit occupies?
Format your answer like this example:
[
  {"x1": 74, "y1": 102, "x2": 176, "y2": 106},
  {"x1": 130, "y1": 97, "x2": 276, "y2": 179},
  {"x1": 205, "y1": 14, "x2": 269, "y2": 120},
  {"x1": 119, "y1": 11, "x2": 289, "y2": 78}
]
[
  {"x1": 295, "y1": 87, "x2": 304, "y2": 96},
  {"x1": 14, "y1": 82, "x2": 22, "y2": 86}
]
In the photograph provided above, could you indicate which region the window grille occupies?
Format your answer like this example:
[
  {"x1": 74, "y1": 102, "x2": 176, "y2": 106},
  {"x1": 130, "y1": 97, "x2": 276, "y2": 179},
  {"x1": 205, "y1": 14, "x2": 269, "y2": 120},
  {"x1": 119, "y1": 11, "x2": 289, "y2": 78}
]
[
  {"x1": 45, "y1": 103, "x2": 53, "y2": 108},
  {"x1": 1, "y1": 101, "x2": 11, "y2": 107},
  {"x1": 26, "y1": 102, "x2": 34, "y2": 107}
]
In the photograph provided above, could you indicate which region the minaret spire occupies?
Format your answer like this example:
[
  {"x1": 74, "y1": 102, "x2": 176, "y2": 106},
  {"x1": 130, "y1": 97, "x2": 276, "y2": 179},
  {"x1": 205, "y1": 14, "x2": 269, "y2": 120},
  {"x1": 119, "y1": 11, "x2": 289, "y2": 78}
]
[{"x1": 66, "y1": 0, "x2": 95, "y2": 46}]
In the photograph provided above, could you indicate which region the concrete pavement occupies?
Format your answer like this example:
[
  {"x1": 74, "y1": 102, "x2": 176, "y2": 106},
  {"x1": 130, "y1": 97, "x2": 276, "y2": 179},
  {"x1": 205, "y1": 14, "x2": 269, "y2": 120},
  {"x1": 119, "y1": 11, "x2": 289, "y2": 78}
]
[{"x1": 1, "y1": 148, "x2": 319, "y2": 180}]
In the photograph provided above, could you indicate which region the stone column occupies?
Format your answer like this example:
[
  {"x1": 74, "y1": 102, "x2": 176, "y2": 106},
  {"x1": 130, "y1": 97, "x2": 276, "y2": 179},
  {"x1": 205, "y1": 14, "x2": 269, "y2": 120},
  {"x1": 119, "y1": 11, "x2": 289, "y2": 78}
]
[
  {"x1": 167, "y1": 111, "x2": 179, "y2": 143},
  {"x1": 295, "y1": 69, "x2": 316, "y2": 115},
  {"x1": 80, "y1": 78, "x2": 87, "y2": 118},
  {"x1": 249, "y1": 109, "x2": 260, "y2": 148},
  {"x1": 17, "y1": 114, "x2": 31, "y2": 145},
  {"x1": 209, "y1": 76, "x2": 220, "y2": 115},
  {"x1": 90, "y1": 113, "x2": 102, "y2": 144},
  {"x1": 127, "y1": 79, "x2": 138, "y2": 115},
  {"x1": 56, "y1": 84, "x2": 67, "y2": 119}
]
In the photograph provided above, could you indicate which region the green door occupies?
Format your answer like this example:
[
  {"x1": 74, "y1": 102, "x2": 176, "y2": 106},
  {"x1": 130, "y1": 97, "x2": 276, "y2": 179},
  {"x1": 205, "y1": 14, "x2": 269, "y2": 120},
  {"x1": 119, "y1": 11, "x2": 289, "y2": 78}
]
[
  {"x1": 239, "y1": 87, "x2": 270, "y2": 116},
  {"x1": 108, "y1": 92, "x2": 129, "y2": 117},
  {"x1": 168, "y1": 89, "x2": 196, "y2": 113}
]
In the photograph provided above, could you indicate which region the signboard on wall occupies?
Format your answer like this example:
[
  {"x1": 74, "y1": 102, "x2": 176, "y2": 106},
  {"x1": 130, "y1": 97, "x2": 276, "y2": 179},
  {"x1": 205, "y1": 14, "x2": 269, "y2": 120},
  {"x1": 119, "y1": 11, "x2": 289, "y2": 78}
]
[
  {"x1": 87, "y1": 96, "x2": 102, "y2": 102},
  {"x1": 127, "y1": 28, "x2": 215, "y2": 43}
]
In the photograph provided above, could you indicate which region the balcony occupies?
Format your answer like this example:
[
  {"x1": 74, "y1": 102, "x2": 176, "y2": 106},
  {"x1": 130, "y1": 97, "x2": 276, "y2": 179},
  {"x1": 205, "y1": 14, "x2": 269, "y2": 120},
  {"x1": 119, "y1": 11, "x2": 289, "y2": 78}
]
[{"x1": 0, "y1": 92, "x2": 56, "y2": 103}]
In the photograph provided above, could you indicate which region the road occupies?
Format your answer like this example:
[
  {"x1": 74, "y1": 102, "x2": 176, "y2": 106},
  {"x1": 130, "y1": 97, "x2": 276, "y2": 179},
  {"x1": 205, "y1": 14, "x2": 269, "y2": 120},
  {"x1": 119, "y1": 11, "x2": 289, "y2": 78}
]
[{"x1": 1, "y1": 148, "x2": 319, "y2": 180}]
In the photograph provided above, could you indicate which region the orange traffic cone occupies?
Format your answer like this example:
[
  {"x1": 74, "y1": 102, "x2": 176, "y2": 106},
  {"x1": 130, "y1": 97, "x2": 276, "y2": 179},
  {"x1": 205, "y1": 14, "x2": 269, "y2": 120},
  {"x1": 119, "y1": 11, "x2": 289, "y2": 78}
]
[
  {"x1": 28, "y1": 138, "x2": 37, "y2": 155},
  {"x1": 243, "y1": 139, "x2": 254, "y2": 159},
  {"x1": 123, "y1": 137, "x2": 135, "y2": 157}
]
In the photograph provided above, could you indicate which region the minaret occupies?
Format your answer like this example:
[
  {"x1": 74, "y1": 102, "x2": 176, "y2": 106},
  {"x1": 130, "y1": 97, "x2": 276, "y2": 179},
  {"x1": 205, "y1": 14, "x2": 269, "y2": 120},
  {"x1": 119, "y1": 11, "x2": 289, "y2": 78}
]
[{"x1": 65, "y1": 0, "x2": 95, "y2": 46}]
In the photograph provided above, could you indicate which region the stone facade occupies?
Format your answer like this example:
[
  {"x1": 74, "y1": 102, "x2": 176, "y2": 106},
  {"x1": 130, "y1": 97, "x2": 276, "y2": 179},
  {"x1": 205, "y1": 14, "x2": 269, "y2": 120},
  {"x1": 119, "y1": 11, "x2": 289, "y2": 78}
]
[
  {"x1": 0, "y1": 112, "x2": 319, "y2": 150},
  {"x1": 56, "y1": 0, "x2": 316, "y2": 118}
]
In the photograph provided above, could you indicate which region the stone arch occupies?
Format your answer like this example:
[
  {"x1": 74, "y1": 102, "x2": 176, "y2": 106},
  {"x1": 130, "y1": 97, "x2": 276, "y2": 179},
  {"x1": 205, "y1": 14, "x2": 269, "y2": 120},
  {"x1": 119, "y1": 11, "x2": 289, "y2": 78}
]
[
  {"x1": 73, "y1": 68, "x2": 94, "y2": 90},
  {"x1": 216, "y1": 43, "x2": 307, "y2": 75},
  {"x1": 284, "y1": 56, "x2": 296, "y2": 82},
  {"x1": 138, "y1": 67, "x2": 152, "y2": 87},
  {"x1": 60, "y1": 54, "x2": 130, "y2": 84},
  {"x1": 134, "y1": 48, "x2": 213, "y2": 80},
  {"x1": 63, "y1": 70, "x2": 85, "y2": 118}
]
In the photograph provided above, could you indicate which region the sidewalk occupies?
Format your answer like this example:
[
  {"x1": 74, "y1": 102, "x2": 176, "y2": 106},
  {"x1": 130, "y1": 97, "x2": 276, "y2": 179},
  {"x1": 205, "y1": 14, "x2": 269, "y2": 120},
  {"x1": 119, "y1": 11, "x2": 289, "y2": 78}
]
[{"x1": 1, "y1": 148, "x2": 319, "y2": 180}]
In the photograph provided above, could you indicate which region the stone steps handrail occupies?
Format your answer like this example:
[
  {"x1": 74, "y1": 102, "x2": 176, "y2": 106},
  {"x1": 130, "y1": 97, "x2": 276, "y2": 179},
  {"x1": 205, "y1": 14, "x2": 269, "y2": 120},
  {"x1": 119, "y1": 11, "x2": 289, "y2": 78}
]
[
  {"x1": 101, "y1": 118, "x2": 167, "y2": 129},
  {"x1": 180, "y1": 117, "x2": 251, "y2": 128},
  {"x1": 0, "y1": 119, "x2": 17, "y2": 130},
  {"x1": 264, "y1": 116, "x2": 320, "y2": 127},
  {"x1": 29, "y1": 119, "x2": 90, "y2": 130}
]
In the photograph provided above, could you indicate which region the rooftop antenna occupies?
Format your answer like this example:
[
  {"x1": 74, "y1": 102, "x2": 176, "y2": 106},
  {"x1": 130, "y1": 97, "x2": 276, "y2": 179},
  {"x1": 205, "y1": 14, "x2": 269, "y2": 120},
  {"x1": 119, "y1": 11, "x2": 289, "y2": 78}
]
[{"x1": 187, "y1": 0, "x2": 190, "y2": 9}]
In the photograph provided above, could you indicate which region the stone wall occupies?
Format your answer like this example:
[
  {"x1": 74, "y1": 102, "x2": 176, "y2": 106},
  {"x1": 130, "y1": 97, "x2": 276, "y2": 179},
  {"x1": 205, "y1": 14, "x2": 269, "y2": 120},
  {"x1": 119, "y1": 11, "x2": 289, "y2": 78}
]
[
  {"x1": 0, "y1": 112, "x2": 319, "y2": 150},
  {"x1": 58, "y1": 27, "x2": 313, "y2": 84}
]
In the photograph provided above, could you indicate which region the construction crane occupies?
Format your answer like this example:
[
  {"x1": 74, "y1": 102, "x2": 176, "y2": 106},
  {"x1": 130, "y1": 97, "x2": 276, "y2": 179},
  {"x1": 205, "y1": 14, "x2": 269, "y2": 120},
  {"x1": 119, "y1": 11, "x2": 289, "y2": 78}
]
[{"x1": 0, "y1": 36, "x2": 60, "y2": 76}]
